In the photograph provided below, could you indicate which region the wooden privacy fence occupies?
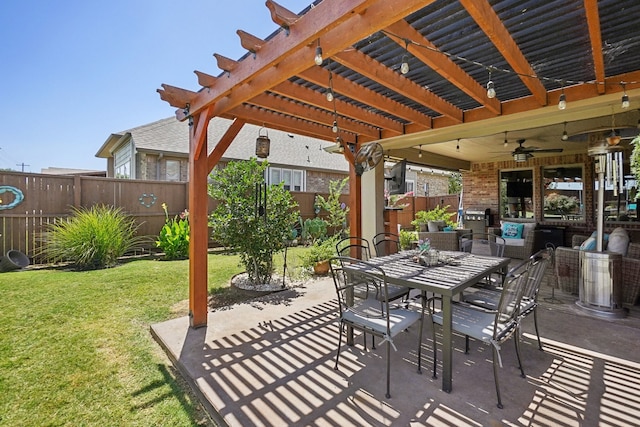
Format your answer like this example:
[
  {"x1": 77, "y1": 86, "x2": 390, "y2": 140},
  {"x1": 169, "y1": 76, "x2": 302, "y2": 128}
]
[{"x1": 0, "y1": 171, "x2": 457, "y2": 263}]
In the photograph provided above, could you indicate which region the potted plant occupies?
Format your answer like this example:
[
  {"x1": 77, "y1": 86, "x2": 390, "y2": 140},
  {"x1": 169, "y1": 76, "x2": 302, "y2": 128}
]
[
  {"x1": 411, "y1": 205, "x2": 456, "y2": 231},
  {"x1": 301, "y1": 237, "x2": 337, "y2": 275}
]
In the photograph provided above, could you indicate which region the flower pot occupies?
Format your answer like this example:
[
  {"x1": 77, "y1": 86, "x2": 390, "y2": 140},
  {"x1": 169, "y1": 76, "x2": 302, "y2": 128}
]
[
  {"x1": 0, "y1": 250, "x2": 30, "y2": 273},
  {"x1": 313, "y1": 260, "x2": 330, "y2": 275}
]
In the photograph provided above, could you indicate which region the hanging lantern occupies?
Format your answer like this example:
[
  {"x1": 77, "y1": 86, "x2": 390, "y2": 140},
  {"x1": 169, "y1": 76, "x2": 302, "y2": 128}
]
[{"x1": 256, "y1": 127, "x2": 270, "y2": 158}]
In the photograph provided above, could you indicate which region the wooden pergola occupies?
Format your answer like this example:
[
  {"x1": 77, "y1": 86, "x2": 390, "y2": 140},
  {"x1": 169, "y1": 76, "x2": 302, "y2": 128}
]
[{"x1": 158, "y1": 0, "x2": 640, "y2": 327}]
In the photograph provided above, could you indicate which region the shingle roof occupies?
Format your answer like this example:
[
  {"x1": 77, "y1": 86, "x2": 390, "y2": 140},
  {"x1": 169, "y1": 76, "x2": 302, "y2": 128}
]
[{"x1": 123, "y1": 117, "x2": 349, "y2": 172}]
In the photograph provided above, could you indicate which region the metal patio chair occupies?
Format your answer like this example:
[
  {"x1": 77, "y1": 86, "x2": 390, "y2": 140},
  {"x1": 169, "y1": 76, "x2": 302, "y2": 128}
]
[
  {"x1": 329, "y1": 256, "x2": 425, "y2": 398},
  {"x1": 461, "y1": 247, "x2": 553, "y2": 351},
  {"x1": 372, "y1": 232, "x2": 402, "y2": 257},
  {"x1": 429, "y1": 259, "x2": 532, "y2": 408}
]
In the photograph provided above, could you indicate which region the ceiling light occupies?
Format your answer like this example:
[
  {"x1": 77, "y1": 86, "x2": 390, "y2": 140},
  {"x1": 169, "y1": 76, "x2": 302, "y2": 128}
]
[
  {"x1": 558, "y1": 92, "x2": 567, "y2": 110},
  {"x1": 514, "y1": 153, "x2": 528, "y2": 162}
]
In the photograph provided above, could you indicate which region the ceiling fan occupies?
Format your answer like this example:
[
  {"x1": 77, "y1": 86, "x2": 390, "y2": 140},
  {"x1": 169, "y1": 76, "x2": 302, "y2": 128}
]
[
  {"x1": 354, "y1": 142, "x2": 384, "y2": 175},
  {"x1": 512, "y1": 139, "x2": 563, "y2": 162}
]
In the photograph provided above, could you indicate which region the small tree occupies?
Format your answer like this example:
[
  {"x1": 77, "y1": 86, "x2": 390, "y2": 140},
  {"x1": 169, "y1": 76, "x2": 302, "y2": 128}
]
[
  {"x1": 208, "y1": 158, "x2": 299, "y2": 285},
  {"x1": 314, "y1": 177, "x2": 349, "y2": 235}
]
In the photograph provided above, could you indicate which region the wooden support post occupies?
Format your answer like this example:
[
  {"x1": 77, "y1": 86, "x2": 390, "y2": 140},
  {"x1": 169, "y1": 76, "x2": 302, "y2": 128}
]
[{"x1": 188, "y1": 109, "x2": 211, "y2": 328}]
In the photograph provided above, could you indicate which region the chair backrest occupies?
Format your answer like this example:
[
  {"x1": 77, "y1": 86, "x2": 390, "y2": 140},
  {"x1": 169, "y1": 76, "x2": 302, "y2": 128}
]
[
  {"x1": 329, "y1": 256, "x2": 390, "y2": 324},
  {"x1": 372, "y1": 232, "x2": 401, "y2": 257},
  {"x1": 336, "y1": 237, "x2": 372, "y2": 260},
  {"x1": 521, "y1": 247, "x2": 553, "y2": 301},
  {"x1": 494, "y1": 262, "x2": 531, "y2": 339},
  {"x1": 459, "y1": 232, "x2": 506, "y2": 257}
]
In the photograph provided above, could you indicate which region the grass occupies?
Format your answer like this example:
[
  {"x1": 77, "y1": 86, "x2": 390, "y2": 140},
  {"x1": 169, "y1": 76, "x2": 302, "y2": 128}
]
[{"x1": 0, "y1": 247, "x2": 311, "y2": 426}]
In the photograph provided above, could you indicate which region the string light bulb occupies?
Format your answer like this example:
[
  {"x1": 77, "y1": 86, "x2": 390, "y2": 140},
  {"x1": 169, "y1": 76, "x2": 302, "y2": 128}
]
[
  {"x1": 326, "y1": 89, "x2": 334, "y2": 102},
  {"x1": 400, "y1": 39, "x2": 410, "y2": 74},
  {"x1": 558, "y1": 91, "x2": 567, "y2": 110},
  {"x1": 418, "y1": 144, "x2": 422, "y2": 158},
  {"x1": 486, "y1": 68, "x2": 496, "y2": 98},
  {"x1": 456, "y1": 139, "x2": 460, "y2": 152},
  {"x1": 503, "y1": 131, "x2": 508, "y2": 147},
  {"x1": 486, "y1": 80, "x2": 496, "y2": 99},
  {"x1": 314, "y1": 40, "x2": 323, "y2": 66},
  {"x1": 562, "y1": 122, "x2": 569, "y2": 141},
  {"x1": 621, "y1": 84, "x2": 630, "y2": 109},
  {"x1": 332, "y1": 120, "x2": 338, "y2": 133}
]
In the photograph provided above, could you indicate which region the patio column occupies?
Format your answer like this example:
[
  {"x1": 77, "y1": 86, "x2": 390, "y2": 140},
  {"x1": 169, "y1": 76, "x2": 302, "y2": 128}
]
[
  {"x1": 361, "y1": 162, "x2": 385, "y2": 241},
  {"x1": 188, "y1": 110, "x2": 211, "y2": 328}
]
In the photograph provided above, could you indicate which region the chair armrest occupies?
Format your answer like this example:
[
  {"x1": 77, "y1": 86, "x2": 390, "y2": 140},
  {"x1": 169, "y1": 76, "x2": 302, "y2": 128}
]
[
  {"x1": 621, "y1": 257, "x2": 640, "y2": 305},
  {"x1": 571, "y1": 234, "x2": 590, "y2": 247},
  {"x1": 627, "y1": 242, "x2": 640, "y2": 259},
  {"x1": 554, "y1": 246, "x2": 580, "y2": 294}
]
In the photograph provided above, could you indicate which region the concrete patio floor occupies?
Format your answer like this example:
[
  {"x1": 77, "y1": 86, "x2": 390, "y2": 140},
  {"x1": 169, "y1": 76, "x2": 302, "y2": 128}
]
[{"x1": 151, "y1": 275, "x2": 640, "y2": 427}]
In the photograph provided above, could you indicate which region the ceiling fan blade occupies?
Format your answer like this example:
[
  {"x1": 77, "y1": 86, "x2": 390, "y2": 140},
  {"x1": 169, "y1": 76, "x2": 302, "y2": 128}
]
[{"x1": 532, "y1": 148, "x2": 563, "y2": 153}]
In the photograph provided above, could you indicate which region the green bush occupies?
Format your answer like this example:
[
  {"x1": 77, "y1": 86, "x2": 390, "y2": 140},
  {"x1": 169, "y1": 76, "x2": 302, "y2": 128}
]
[
  {"x1": 399, "y1": 229, "x2": 418, "y2": 250},
  {"x1": 302, "y1": 217, "x2": 328, "y2": 243},
  {"x1": 42, "y1": 205, "x2": 147, "y2": 270},
  {"x1": 156, "y1": 203, "x2": 190, "y2": 260},
  {"x1": 208, "y1": 158, "x2": 300, "y2": 285}
]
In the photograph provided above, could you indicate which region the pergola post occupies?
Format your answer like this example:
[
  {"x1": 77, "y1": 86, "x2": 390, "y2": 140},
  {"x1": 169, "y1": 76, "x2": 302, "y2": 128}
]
[{"x1": 188, "y1": 110, "x2": 211, "y2": 328}]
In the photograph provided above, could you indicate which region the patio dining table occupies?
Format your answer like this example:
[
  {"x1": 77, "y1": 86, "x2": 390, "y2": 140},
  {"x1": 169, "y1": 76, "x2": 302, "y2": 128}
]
[{"x1": 344, "y1": 250, "x2": 510, "y2": 393}]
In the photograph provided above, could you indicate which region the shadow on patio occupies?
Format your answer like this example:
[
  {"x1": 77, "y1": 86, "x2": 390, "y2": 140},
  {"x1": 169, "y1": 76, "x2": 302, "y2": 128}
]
[{"x1": 151, "y1": 278, "x2": 640, "y2": 426}]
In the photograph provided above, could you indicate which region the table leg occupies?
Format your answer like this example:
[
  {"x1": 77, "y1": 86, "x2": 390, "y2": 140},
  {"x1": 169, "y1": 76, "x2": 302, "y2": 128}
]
[{"x1": 441, "y1": 294, "x2": 453, "y2": 393}]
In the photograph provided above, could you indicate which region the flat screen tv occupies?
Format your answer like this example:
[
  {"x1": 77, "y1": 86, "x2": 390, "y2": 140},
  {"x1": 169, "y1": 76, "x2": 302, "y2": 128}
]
[
  {"x1": 506, "y1": 181, "x2": 533, "y2": 198},
  {"x1": 387, "y1": 159, "x2": 407, "y2": 195}
]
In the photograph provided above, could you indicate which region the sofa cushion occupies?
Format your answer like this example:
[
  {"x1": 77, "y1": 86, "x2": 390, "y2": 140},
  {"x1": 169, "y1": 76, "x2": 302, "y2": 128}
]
[
  {"x1": 607, "y1": 227, "x2": 629, "y2": 255},
  {"x1": 502, "y1": 222, "x2": 524, "y2": 239}
]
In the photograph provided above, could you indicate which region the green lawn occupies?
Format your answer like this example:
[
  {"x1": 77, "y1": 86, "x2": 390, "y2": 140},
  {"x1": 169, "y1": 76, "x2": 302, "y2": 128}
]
[{"x1": 0, "y1": 248, "x2": 309, "y2": 426}]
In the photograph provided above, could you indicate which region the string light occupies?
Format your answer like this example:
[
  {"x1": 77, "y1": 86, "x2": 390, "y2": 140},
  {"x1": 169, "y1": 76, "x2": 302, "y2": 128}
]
[
  {"x1": 562, "y1": 122, "x2": 569, "y2": 141},
  {"x1": 621, "y1": 83, "x2": 630, "y2": 109},
  {"x1": 558, "y1": 86, "x2": 567, "y2": 110},
  {"x1": 456, "y1": 139, "x2": 460, "y2": 152},
  {"x1": 314, "y1": 39, "x2": 323, "y2": 66},
  {"x1": 400, "y1": 39, "x2": 410, "y2": 75},
  {"x1": 486, "y1": 68, "x2": 496, "y2": 99},
  {"x1": 326, "y1": 65, "x2": 334, "y2": 102},
  {"x1": 503, "y1": 131, "x2": 508, "y2": 147},
  {"x1": 332, "y1": 120, "x2": 338, "y2": 133},
  {"x1": 418, "y1": 144, "x2": 422, "y2": 158}
]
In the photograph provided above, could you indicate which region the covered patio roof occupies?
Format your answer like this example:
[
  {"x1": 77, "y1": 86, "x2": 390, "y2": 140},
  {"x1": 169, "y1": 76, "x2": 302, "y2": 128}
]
[{"x1": 158, "y1": 0, "x2": 640, "y2": 327}]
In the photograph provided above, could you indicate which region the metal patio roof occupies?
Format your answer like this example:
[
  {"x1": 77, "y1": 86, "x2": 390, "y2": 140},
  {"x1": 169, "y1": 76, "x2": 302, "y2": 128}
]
[{"x1": 158, "y1": 0, "x2": 640, "y2": 170}]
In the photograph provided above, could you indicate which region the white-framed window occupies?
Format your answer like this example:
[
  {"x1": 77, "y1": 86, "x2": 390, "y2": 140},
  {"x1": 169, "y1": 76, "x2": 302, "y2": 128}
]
[
  {"x1": 114, "y1": 142, "x2": 133, "y2": 179},
  {"x1": 268, "y1": 167, "x2": 305, "y2": 191},
  {"x1": 405, "y1": 179, "x2": 415, "y2": 194},
  {"x1": 165, "y1": 160, "x2": 181, "y2": 181}
]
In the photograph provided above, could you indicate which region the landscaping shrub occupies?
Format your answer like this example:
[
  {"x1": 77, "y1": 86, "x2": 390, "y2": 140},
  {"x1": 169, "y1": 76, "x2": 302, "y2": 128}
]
[
  {"x1": 208, "y1": 158, "x2": 299, "y2": 285},
  {"x1": 156, "y1": 203, "x2": 190, "y2": 260},
  {"x1": 42, "y1": 204, "x2": 147, "y2": 270}
]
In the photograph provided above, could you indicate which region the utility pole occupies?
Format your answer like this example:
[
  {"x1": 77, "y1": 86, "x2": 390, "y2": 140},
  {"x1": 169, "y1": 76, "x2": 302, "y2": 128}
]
[{"x1": 16, "y1": 162, "x2": 30, "y2": 172}]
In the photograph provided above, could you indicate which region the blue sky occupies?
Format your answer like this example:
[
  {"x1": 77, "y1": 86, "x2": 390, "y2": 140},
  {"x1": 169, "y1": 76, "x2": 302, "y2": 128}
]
[{"x1": 0, "y1": 0, "x2": 303, "y2": 173}]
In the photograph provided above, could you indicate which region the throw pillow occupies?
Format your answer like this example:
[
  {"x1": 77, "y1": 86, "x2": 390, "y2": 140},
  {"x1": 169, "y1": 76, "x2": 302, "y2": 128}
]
[
  {"x1": 607, "y1": 227, "x2": 629, "y2": 255},
  {"x1": 427, "y1": 220, "x2": 446, "y2": 232},
  {"x1": 442, "y1": 226, "x2": 454, "y2": 232},
  {"x1": 502, "y1": 222, "x2": 524, "y2": 239},
  {"x1": 579, "y1": 237, "x2": 597, "y2": 251}
]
